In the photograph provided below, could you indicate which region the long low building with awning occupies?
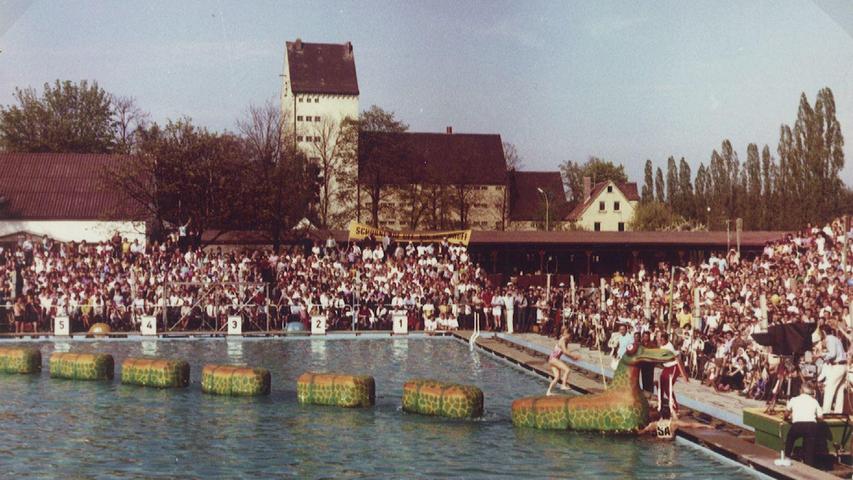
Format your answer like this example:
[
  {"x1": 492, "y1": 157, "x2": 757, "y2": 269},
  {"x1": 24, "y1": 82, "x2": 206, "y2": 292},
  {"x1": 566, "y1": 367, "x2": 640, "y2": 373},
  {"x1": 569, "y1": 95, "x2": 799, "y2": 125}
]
[{"x1": 204, "y1": 227, "x2": 788, "y2": 285}]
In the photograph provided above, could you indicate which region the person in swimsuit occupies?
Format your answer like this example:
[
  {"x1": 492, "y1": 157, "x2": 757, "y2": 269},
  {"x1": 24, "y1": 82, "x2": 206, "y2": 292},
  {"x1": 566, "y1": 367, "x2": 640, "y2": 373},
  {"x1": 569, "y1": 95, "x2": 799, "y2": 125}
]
[
  {"x1": 547, "y1": 327, "x2": 582, "y2": 395},
  {"x1": 637, "y1": 405, "x2": 713, "y2": 440}
]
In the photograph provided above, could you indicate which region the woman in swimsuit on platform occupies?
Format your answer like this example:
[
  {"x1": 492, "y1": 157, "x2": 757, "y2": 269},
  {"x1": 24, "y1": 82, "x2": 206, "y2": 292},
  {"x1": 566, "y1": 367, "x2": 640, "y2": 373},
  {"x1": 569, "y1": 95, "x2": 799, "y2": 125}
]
[{"x1": 547, "y1": 327, "x2": 582, "y2": 395}]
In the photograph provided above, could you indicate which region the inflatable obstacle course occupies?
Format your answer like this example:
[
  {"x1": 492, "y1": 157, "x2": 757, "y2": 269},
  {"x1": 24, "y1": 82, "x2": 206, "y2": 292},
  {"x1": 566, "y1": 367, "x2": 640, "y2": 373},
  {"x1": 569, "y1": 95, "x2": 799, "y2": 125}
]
[
  {"x1": 121, "y1": 357, "x2": 190, "y2": 388},
  {"x1": 201, "y1": 364, "x2": 270, "y2": 396},
  {"x1": 49, "y1": 352, "x2": 114, "y2": 381},
  {"x1": 402, "y1": 379, "x2": 484, "y2": 419},
  {"x1": 511, "y1": 396, "x2": 572, "y2": 429},
  {"x1": 297, "y1": 373, "x2": 375, "y2": 408},
  {"x1": 0, "y1": 347, "x2": 42, "y2": 374}
]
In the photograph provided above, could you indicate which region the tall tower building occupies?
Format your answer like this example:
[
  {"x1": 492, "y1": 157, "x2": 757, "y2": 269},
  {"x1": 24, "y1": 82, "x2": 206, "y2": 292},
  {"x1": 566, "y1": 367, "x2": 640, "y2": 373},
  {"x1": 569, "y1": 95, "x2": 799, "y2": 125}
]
[{"x1": 280, "y1": 39, "x2": 360, "y2": 227}]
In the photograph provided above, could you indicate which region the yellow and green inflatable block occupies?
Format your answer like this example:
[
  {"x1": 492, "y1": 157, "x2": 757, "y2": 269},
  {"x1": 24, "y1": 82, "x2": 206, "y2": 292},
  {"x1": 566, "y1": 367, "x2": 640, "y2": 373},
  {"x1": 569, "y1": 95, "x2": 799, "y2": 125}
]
[
  {"x1": 121, "y1": 357, "x2": 190, "y2": 388},
  {"x1": 0, "y1": 347, "x2": 42, "y2": 374},
  {"x1": 297, "y1": 372, "x2": 375, "y2": 408},
  {"x1": 402, "y1": 379, "x2": 484, "y2": 419},
  {"x1": 49, "y1": 352, "x2": 114, "y2": 381},
  {"x1": 201, "y1": 364, "x2": 270, "y2": 396}
]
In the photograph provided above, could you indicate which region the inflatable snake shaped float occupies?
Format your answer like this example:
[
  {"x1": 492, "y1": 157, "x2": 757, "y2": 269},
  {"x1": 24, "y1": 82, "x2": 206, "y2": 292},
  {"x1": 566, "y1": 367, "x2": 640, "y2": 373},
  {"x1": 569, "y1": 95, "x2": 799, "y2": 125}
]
[{"x1": 511, "y1": 344, "x2": 676, "y2": 432}]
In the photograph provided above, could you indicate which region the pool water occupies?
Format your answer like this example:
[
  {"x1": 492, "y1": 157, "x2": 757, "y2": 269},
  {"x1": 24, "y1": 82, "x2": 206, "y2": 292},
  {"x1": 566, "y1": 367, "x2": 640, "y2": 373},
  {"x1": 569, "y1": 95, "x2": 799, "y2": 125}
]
[{"x1": 0, "y1": 337, "x2": 758, "y2": 479}]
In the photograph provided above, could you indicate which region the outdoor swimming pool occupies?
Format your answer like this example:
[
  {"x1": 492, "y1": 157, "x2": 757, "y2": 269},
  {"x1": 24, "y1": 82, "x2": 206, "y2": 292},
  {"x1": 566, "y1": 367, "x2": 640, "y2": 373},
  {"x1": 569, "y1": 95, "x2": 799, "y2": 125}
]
[{"x1": 0, "y1": 337, "x2": 759, "y2": 479}]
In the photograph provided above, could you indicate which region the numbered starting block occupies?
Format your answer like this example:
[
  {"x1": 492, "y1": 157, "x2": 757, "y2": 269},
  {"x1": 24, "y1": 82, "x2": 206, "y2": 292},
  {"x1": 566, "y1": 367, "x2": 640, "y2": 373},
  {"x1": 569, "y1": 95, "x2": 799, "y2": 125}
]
[
  {"x1": 140, "y1": 315, "x2": 157, "y2": 336},
  {"x1": 392, "y1": 310, "x2": 408, "y2": 335},
  {"x1": 311, "y1": 315, "x2": 327, "y2": 335},
  {"x1": 227, "y1": 316, "x2": 242, "y2": 336},
  {"x1": 54, "y1": 316, "x2": 70, "y2": 336}
]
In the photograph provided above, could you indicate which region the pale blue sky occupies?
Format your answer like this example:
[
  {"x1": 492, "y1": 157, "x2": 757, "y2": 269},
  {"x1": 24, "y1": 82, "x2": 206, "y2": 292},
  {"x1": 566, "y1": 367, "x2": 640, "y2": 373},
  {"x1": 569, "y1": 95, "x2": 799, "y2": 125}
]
[{"x1": 2, "y1": 0, "x2": 853, "y2": 184}]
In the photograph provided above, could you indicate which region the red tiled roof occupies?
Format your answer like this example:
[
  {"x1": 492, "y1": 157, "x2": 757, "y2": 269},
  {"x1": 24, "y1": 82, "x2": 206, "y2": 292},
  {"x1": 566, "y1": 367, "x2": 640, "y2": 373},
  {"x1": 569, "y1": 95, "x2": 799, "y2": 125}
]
[
  {"x1": 508, "y1": 171, "x2": 571, "y2": 221},
  {"x1": 0, "y1": 153, "x2": 146, "y2": 220},
  {"x1": 286, "y1": 40, "x2": 359, "y2": 95},
  {"x1": 566, "y1": 181, "x2": 640, "y2": 221},
  {"x1": 358, "y1": 131, "x2": 507, "y2": 185}
]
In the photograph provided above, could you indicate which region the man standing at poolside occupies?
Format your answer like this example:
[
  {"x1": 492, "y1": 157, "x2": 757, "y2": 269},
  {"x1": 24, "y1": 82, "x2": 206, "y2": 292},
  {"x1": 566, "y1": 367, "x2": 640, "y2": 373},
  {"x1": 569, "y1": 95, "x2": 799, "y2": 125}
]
[
  {"x1": 658, "y1": 332, "x2": 689, "y2": 414},
  {"x1": 819, "y1": 324, "x2": 847, "y2": 413}
]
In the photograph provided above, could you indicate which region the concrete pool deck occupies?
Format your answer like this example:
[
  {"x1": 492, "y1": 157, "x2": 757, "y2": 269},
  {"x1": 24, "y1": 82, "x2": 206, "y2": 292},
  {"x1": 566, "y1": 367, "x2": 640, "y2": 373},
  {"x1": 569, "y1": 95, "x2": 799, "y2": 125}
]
[{"x1": 453, "y1": 330, "x2": 840, "y2": 480}]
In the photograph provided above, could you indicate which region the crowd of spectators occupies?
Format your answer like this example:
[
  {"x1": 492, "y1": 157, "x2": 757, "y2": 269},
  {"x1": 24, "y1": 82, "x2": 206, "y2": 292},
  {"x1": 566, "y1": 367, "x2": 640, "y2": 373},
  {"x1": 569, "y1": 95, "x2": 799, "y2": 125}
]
[
  {"x1": 551, "y1": 217, "x2": 853, "y2": 404},
  {"x1": 2, "y1": 218, "x2": 851, "y2": 406}
]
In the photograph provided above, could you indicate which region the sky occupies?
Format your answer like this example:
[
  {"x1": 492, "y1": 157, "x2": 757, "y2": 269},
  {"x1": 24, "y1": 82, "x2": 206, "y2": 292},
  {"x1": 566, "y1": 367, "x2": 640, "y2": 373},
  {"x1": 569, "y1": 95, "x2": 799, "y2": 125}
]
[{"x1": 2, "y1": 0, "x2": 853, "y2": 185}]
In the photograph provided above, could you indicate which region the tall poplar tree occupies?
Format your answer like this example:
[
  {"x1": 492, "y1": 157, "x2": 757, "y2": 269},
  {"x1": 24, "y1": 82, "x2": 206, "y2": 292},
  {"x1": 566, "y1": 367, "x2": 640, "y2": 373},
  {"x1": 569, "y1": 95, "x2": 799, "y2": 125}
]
[
  {"x1": 677, "y1": 158, "x2": 693, "y2": 219},
  {"x1": 642, "y1": 159, "x2": 654, "y2": 203},
  {"x1": 655, "y1": 167, "x2": 665, "y2": 203},
  {"x1": 666, "y1": 156, "x2": 678, "y2": 211}
]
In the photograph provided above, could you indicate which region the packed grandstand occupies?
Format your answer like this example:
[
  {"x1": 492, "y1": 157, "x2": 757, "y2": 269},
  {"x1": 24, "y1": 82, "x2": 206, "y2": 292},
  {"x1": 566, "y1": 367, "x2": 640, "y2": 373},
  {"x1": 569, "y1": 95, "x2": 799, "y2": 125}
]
[{"x1": 2, "y1": 217, "x2": 850, "y2": 402}]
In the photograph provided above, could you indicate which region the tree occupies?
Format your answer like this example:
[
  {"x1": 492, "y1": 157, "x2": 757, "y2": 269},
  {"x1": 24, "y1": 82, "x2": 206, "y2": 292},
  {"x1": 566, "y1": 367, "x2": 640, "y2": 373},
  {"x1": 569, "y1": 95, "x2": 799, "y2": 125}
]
[
  {"x1": 666, "y1": 156, "x2": 678, "y2": 210},
  {"x1": 237, "y1": 101, "x2": 313, "y2": 248},
  {"x1": 760, "y1": 145, "x2": 775, "y2": 230},
  {"x1": 0, "y1": 80, "x2": 117, "y2": 153},
  {"x1": 694, "y1": 163, "x2": 710, "y2": 225},
  {"x1": 308, "y1": 117, "x2": 352, "y2": 228},
  {"x1": 360, "y1": 105, "x2": 409, "y2": 132},
  {"x1": 744, "y1": 143, "x2": 762, "y2": 230},
  {"x1": 642, "y1": 159, "x2": 654, "y2": 203},
  {"x1": 104, "y1": 118, "x2": 247, "y2": 244},
  {"x1": 353, "y1": 106, "x2": 409, "y2": 227},
  {"x1": 503, "y1": 141, "x2": 524, "y2": 171},
  {"x1": 560, "y1": 156, "x2": 628, "y2": 202},
  {"x1": 677, "y1": 158, "x2": 693, "y2": 219},
  {"x1": 112, "y1": 95, "x2": 149, "y2": 154},
  {"x1": 630, "y1": 201, "x2": 686, "y2": 231},
  {"x1": 654, "y1": 167, "x2": 665, "y2": 203}
]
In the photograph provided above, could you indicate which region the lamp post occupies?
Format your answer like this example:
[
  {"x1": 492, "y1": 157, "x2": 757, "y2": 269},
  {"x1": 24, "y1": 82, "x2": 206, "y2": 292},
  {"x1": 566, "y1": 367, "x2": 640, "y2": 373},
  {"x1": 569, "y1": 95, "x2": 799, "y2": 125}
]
[
  {"x1": 706, "y1": 206, "x2": 711, "y2": 230},
  {"x1": 537, "y1": 187, "x2": 550, "y2": 232}
]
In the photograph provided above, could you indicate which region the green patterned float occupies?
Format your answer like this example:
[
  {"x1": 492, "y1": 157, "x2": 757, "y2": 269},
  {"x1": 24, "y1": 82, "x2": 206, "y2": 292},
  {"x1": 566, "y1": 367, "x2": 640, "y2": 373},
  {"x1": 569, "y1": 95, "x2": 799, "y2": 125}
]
[
  {"x1": 511, "y1": 345, "x2": 675, "y2": 433},
  {"x1": 402, "y1": 379, "x2": 484, "y2": 419},
  {"x1": 201, "y1": 364, "x2": 270, "y2": 396},
  {"x1": 49, "y1": 352, "x2": 114, "y2": 381},
  {"x1": 297, "y1": 372, "x2": 375, "y2": 408},
  {"x1": 0, "y1": 347, "x2": 42, "y2": 374},
  {"x1": 121, "y1": 357, "x2": 190, "y2": 388}
]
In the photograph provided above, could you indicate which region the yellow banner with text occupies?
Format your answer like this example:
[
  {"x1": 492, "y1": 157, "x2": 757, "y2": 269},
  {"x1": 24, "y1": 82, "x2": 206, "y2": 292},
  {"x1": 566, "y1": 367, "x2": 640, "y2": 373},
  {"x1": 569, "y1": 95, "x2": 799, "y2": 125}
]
[{"x1": 347, "y1": 222, "x2": 471, "y2": 246}]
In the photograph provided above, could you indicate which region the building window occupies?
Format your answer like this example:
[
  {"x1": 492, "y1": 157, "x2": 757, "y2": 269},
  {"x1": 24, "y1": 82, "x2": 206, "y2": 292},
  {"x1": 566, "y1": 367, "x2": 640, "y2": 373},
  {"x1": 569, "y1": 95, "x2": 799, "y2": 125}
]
[
  {"x1": 297, "y1": 116, "x2": 303, "y2": 121},
  {"x1": 618, "y1": 222, "x2": 625, "y2": 232},
  {"x1": 298, "y1": 97, "x2": 303, "y2": 103},
  {"x1": 614, "y1": 201, "x2": 620, "y2": 211},
  {"x1": 314, "y1": 136, "x2": 321, "y2": 142},
  {"x1": 594, "y1": 222, "x2": 601, "y2": 231},
  {"x1": 314, "y1": 116, "x2": 320, "y2": 122},
  {"x1": 315, "y1": 98, "x2": 320, "y2": 103},
  {"x1": 296, "y1": 135, "x2": 303, "y2": 141},
  {"x1": 599, "y1": 201, "x2": 605, "y2": 211},
  {"x1": 607, "y1": 185, "x2": 613, "y2": 193}
]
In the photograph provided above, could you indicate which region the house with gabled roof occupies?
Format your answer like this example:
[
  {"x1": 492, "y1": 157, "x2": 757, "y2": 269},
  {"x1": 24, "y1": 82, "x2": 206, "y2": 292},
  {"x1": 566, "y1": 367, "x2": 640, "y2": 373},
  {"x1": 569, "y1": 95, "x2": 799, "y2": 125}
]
[
  {"x1": 0, "y1": 153, "x2": 147, "y2": 243},
  {"x1": 566, "y1": 177, "x2": 640, "y2": 231}
]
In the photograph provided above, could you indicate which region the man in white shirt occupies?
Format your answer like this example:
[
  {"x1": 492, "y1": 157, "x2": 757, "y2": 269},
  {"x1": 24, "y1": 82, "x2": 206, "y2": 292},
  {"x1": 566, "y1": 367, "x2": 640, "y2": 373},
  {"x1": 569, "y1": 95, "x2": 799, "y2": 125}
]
[
  {"x1": 784, "y1": 383, "x2": 823, "y2": 467},
  {"x1": 818, "y1": 324, "x2": 847, "y2": 413}
]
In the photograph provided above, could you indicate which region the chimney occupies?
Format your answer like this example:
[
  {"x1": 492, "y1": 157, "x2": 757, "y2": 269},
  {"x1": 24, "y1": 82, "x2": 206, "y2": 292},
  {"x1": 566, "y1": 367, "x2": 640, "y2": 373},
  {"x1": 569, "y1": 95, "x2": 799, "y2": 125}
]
[
  {"x1": 446, "y1": 126, "x2": 453, "y2": 134},
  {"x1": 344, "y1": 41, "x2": 353, "y2": 58},
  {"x1": 294, "y1": 38, "x2": 303, "y2": 52},
  {"x1": 583, "y1": 176, "x2": 591, "y2": 202}
]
